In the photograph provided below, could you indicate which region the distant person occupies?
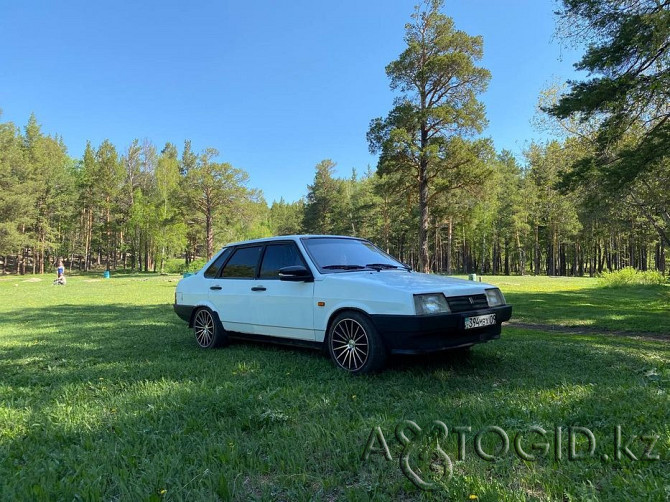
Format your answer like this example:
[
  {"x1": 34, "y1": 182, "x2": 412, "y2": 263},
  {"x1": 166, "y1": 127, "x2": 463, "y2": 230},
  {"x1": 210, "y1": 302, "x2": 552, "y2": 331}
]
[{"x1": 54, "y1": 259, "x2": 66, "y2": 285}]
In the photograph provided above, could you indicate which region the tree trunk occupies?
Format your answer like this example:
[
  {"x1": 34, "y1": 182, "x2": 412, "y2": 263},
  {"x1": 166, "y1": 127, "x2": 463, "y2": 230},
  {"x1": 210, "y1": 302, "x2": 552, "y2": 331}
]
[
  {"x1": 534, "y1": 225, "x2": 540, "y2": 275},
  {"x1": 137, "y1": 232, "x2": 143, "y2": 272},
  {"x1": 418, "y1": 105, "x2": 430, "y2": 273},
  {"x1": 446, "y1": 217, "x2": 453, "y2": 275},
  {"x1": 206, "y1": 202, "x2": 214, "y2": 261},
  {"x1": 504, "y1": 238, "x2": 510, "y2": 276},
  {"x1": 85, "y1": 209, "x2": 93, "y2": 271},
  {"x1": 418, "y1": 169, "x2": 430, "y2": 273},
  {"x1": 561, "y1": 242, "x2": 567, "y2": 276},
  {"x1": 106, "y1": 200, "x2": 111, "y2": 271},
  {"x1": 39, "y1": 230, "x2": 45, "y2": 274},
  {"x1": 575, "y1": 243, "x2": 581, "y2": 276},
  {"x1": 144, "y1": 237, "x2": 149, "y2": 272},
  {"x1": 515, "y1": 230, "x2": 525, "y2": 276}
]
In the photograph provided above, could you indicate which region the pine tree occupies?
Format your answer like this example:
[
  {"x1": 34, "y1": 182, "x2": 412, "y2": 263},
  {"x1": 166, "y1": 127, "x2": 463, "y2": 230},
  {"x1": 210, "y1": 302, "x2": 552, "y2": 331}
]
[{"x1": 368, "y1": 0, "x2": 491, "y2": 272}]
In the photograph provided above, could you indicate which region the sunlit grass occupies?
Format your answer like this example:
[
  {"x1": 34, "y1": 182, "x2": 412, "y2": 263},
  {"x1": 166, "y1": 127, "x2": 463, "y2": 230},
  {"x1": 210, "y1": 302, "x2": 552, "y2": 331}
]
[
  {"x1": 461, "y1": 275, "x2": 670, "y2": 334},
  {"x1": 0, "y1": 273, "x2": 668, "y2": 500}
]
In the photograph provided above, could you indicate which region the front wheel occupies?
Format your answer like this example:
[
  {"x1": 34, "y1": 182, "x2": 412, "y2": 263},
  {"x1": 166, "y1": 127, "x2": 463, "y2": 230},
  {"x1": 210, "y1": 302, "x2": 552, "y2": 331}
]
[
  {"x1": 192, "y1": 308, "x2": 228, "y2": 348},
  {"x1": 327, "y1": 311, "x2": 386, "y2": 374}
]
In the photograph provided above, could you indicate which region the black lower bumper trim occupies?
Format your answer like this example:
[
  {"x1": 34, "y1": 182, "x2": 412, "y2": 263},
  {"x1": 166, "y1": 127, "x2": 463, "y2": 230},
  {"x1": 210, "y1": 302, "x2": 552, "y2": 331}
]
[
  {"x1": 174, "y1": 304, "x2": 194, "y2": 324},
  {"x1": 370, "y1": 305, "x2": 512, "y2": 354}
]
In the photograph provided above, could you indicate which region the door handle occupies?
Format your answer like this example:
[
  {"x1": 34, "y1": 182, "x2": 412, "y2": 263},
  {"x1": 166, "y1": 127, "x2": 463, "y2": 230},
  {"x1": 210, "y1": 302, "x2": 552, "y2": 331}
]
[
  {"x1": 251, "y1": 286, "x2": 266, "y2": 292},
  {"x1": 210, "y1": 285, "x2": 222, "y2": 291}
]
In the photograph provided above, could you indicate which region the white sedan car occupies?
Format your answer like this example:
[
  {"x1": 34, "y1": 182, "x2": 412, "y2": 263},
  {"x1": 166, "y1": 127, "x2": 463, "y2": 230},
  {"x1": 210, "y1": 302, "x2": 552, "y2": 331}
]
[{"x1": 174, "y1": 235, "x2": 512, "y2": 374}]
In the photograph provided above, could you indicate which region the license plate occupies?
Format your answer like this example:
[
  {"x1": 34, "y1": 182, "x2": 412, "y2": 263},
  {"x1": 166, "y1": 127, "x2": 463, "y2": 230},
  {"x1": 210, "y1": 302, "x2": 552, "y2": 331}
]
[{"x1": 464, "y1": 314, "x2": 496, "y2": 329}]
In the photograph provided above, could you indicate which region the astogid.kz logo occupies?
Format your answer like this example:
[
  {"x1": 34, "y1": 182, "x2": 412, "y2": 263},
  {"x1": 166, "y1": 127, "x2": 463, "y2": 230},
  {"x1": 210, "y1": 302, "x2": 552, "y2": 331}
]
[
  {"x1": 361, "y1": 420, "x2": 662, "y2": 491},
  {"x1": 362, "y1": 420, "x2": 453, "y2": 490}
]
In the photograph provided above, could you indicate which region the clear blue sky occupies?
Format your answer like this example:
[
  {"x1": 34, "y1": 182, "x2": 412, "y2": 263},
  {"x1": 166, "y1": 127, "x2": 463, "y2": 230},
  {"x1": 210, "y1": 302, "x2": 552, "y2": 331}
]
[{"x1": 0, "y1": 0, "x2": 583, "y2": 203}]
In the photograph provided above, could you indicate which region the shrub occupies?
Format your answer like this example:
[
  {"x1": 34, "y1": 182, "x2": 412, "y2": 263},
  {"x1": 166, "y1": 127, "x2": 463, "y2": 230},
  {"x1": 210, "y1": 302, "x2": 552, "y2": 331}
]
[
  {"x1": 164, "y1": 258, "x2": 208, "y2": 275},
  {"x1": 599, "y1": 267, "x2": 666, "y2": 287},
  {"x1": 184, "y1": 258, "x2": 207, "y2": 274},
  {"x1": 163, "y1": 258, "x2": 185, "y2": 274}
]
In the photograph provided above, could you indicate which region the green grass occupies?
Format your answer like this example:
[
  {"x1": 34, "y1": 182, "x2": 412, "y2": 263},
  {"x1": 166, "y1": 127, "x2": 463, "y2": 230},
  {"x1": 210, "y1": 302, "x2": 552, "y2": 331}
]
[
  {"x1": 470, "y1": 275, "x2": 670, "y2": 334},
  {"x1": 0, "y1": 274, "x2": 669, "y2": 501}
]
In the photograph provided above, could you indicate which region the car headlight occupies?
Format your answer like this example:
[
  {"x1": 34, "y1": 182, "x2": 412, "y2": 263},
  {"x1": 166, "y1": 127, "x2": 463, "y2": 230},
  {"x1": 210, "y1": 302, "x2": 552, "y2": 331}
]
[
  {"x1": 414, "y1": 293, "x2": 450, "y2": 315},
  {"x1": 485, "y1": 288, "x2": 505, "y2": 307}
]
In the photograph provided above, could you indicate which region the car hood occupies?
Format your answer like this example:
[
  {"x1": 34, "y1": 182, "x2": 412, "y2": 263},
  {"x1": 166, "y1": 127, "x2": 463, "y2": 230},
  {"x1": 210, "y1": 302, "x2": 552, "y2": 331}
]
[{"x1": 322, "y1": 270, "x2": 494, "y2": 295}]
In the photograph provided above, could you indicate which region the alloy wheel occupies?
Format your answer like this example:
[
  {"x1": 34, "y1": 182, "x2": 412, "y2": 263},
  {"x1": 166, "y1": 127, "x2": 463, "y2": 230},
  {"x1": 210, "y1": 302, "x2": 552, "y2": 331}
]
[
  {"x1": 330, "y1": 318, "x2": 369, "y2": 371},
  {"x1": 194, "y1": 309, "x2": 215, "y2": 347}
]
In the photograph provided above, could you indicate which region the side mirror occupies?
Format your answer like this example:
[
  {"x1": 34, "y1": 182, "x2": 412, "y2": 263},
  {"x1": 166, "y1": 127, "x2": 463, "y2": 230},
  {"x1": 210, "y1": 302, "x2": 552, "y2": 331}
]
[{"x1": 279, "y1": 265, "x2": 313, "y2": 282}]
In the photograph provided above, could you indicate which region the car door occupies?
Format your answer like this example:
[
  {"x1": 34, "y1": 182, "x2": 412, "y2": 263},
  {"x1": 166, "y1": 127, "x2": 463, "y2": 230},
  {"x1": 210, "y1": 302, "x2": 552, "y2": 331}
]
[
  {"x1": 252, "y1": 242, "x2": 315, "y2": 340},
  {"x1": 208, "y1": 244, "x2": 263, "y2": 334}
]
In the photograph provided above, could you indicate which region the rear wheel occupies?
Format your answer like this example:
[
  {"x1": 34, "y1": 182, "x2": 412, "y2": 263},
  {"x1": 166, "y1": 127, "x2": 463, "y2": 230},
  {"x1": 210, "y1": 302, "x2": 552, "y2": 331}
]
[
  {"x1": 327, "y1": 311, "x2": 386, "y2": 374},
  {"x1": 193, "y1": 308, "x2": 228, "y2": 348}
]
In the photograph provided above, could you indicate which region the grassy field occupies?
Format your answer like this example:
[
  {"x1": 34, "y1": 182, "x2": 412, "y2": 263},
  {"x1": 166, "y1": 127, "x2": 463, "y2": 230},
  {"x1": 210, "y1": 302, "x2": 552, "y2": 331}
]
[
  {"x1": 485, "y1": 276, "x2": 670, "y2": 335},
  {"x1": 464, "y1": 275, "x2": 670, "y2": 334},
  {"x1": 0, "y1": 273, "x2": 668, "y2": 501}
]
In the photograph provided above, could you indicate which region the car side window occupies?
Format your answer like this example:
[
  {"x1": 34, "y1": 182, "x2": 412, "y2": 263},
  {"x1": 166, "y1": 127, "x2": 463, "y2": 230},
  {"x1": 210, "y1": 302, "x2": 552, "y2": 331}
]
[
  {"x1": 221, "y1": 246, "x2": 263, "y2": 278},
  {"x1": 203, "y1": 248, "x2": 232, "y2": 278},
  {"x1": 259, "y1": 243, "x2": 305, "y2": 279}
]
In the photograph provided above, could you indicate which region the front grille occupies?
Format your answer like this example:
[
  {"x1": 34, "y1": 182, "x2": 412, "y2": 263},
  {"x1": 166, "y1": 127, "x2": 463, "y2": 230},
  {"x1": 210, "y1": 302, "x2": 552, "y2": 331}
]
[{"x1": 446, "y1": 294, "x2": 488, "y2": 313}]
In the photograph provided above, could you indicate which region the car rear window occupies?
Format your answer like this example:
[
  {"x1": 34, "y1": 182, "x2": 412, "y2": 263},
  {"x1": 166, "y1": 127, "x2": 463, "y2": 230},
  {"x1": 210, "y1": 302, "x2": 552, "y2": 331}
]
[
  {"x1": 222, "y1": 246, "x2": 263, "y2": 278},
  {"x1": 204, "y1": 247, "x2": 232, "y2": 278}
]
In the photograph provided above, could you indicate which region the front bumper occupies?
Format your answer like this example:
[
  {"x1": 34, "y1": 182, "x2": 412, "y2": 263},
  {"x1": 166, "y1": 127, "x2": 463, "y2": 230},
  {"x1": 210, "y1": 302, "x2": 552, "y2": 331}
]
[{"x1": 370, "y1": 305, "x2": 512, "y2": 354}]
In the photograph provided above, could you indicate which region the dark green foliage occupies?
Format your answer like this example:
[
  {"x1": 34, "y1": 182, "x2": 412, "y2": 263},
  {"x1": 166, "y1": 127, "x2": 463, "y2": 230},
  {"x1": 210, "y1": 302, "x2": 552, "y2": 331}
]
[
  {"x1": 368, "y1": 0, "x2": 492, "y2": 272},
  {"x1": 303, "y1": 159, "x2": 348, "y2": 235},
  {"x1": 548, "y1": 0, "x2": 670, "y2": 247},
  {"x1": 0, "y1": 115, "x2": 267, "y2": 273},
  {"x1": 0, "y1": 122, "x2": 29, "y2": 254},
  {"x1": 0, "y1": 114, "x2": 73, "y2": 273},
  {"x1": 270, "y1": 198, "x2": 305, "y2": 236},
  {"x1": 183, "y1": 148, "x2": 260, "y2": 260},
  {"x1": 550, "y1": 0, "x2": 669, "y2": 166}
]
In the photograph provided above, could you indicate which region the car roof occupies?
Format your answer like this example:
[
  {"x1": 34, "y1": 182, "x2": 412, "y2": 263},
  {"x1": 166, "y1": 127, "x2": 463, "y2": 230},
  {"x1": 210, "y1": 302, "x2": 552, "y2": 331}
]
[{"x1": 223, "y1": 234, "x2": 363, "y2": 248}]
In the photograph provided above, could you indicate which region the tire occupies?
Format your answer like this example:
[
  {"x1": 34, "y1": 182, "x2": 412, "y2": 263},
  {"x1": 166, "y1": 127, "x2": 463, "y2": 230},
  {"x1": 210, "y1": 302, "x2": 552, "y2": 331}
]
[
  {"x1": 192, "y1": 308, "x2": 228, "y2": 349},
  {"x1": 327, "y1": 311, "x2": 386, "y2": 374}
]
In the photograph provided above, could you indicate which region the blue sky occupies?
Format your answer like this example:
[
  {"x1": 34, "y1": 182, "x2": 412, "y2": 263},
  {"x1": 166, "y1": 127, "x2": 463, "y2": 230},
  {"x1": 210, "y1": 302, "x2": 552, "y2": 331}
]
[{"x1": 0, "y1": 0, "x2": 584, "y2": 203}]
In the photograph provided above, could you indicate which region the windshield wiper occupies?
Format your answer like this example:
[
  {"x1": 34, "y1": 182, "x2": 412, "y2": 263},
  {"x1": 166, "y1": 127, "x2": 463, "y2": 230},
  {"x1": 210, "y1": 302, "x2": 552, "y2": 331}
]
[
  {"x1": 322, "y1": 264, "x2": 368, "y2": 270},
  {"x1": 365, "y1": 263, "x2": 399, "y2": 270},
  {"x1": 366, "y1": 263, "x2": 411, "y2": 271}
]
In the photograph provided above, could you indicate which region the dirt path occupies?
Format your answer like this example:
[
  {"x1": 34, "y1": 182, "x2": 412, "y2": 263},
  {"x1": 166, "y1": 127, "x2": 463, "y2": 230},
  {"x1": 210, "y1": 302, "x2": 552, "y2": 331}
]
[{"x1": 506, "y1": 320, "x2": 669, "y2": 342}]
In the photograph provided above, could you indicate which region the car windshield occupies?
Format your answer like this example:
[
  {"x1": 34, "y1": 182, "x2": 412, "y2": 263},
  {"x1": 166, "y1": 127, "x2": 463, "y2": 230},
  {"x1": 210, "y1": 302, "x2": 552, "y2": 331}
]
[{"x1": 301, "y1": 237, "x2": 406, "y2": 272}]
